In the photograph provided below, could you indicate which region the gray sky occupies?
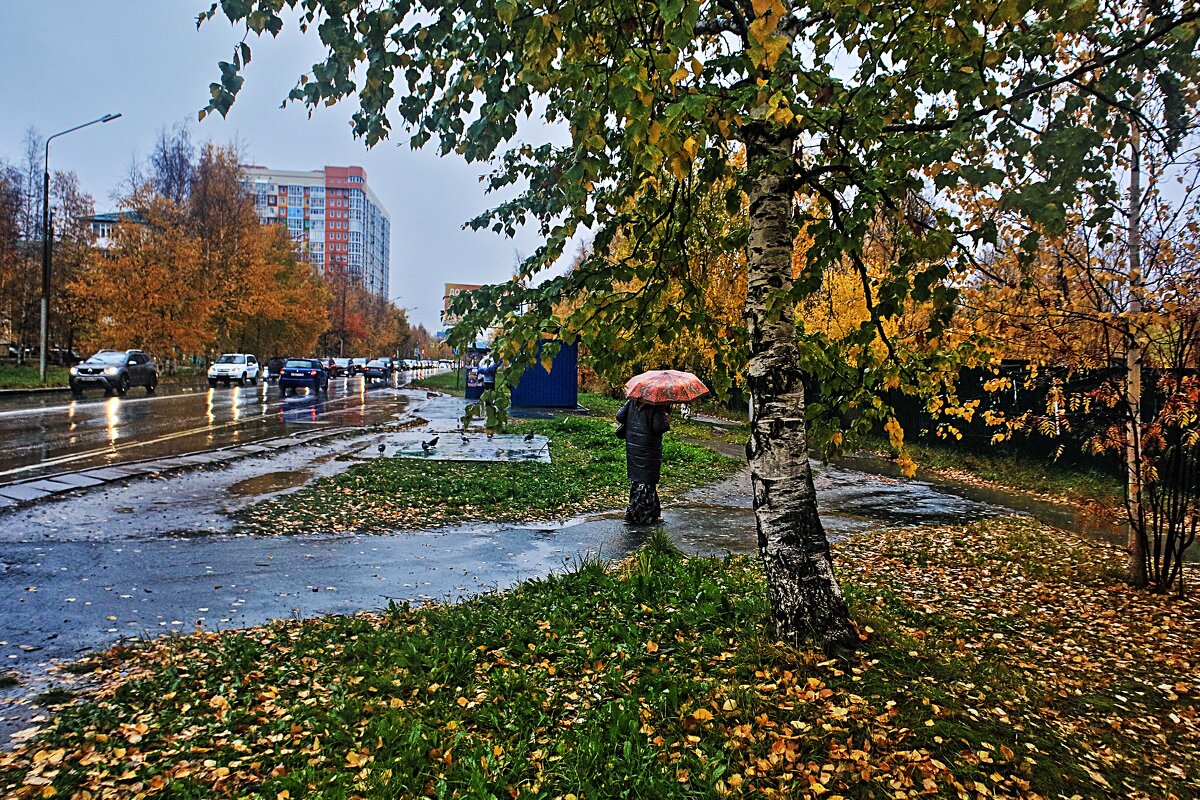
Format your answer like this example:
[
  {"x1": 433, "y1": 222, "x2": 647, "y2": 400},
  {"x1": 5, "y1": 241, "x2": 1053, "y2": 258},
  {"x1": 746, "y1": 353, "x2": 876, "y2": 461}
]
[{"x1": 0, "y1": 1, "x2": 557, "y2": 333}]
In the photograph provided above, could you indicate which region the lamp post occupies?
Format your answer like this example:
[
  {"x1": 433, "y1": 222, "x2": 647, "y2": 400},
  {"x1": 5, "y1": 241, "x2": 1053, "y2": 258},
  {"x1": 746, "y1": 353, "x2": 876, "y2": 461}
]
[{"x1": 40, "y1": 113, "x2": 122, "y2": 381}]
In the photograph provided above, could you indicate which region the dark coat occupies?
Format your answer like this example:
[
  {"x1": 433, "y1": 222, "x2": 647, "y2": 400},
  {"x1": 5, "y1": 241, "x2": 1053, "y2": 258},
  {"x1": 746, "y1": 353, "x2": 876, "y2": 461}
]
[{"x1": 616, "y1": 399, "x2": 670, "y2": 484}]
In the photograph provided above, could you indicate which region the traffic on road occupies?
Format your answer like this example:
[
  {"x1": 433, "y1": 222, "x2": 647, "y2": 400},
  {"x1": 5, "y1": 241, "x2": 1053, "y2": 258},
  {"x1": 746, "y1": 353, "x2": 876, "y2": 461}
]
[{"x1": 0, "y1": 361, "x2": 448, "y2": 484}]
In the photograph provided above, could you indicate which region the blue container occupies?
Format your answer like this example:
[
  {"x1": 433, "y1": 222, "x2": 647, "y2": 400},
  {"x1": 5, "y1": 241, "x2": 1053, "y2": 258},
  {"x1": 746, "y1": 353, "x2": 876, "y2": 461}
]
[
  {"x1": 510, "y1": 340, "x2": 578, "y2": 408},
  {"x1": 464, "y1": 367, "x2": 484, "y2": 400}
]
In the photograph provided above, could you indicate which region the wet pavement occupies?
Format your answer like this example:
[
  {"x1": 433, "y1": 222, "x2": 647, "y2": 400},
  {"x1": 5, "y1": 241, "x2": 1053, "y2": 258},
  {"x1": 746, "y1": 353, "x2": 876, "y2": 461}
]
[
  {"x1": 0, "y1": 370, "x2": 438, "y2": 484},
  {"x1": 0, "y1": 455, "x2": 1008, "y2": 674},
  {"x1": 0, "y1": 393, "x2": 1109, "y2": 740}
]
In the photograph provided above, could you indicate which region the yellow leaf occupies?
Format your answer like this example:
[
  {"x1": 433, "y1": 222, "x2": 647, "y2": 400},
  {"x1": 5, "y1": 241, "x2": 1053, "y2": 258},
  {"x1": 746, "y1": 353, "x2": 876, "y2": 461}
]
[
  {"x1": 691, "y1": 708, "x2": 714, "y2": 721},
  {"x1": 646, "y1": 640, "x2": 659, "y2": 653}
]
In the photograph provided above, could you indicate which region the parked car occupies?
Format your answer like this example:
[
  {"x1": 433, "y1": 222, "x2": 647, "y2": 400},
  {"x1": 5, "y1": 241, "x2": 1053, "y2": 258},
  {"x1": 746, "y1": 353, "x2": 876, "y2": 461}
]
[
  {"x1": 278, "y1": 358, "x2": 329, "y2": 396},
  {"x1": 69, "y1": 349, "x2": 158, "y2": 397},
  {"x1": 331, "y1": 357, "x2": 352, "y2": 377},
  {"x1": 362, "y1": 359, "x2": 391, "y2": 382},
  {"x1": 349, "y1": 357, "x2": 370, "y2": 376},
  {"x1": 207, "y1": 353, "x2": 261, "y2": 387},
  {"x1": 265, "y1": 357, "x2": 288, "y2": 383}
]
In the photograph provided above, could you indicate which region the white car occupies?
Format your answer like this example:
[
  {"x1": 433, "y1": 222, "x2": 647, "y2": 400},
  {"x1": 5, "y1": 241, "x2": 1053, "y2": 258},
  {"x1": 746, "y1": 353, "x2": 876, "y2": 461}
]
[{"x1": 208, "y1": 353, "x2": 261, "y2": 387}]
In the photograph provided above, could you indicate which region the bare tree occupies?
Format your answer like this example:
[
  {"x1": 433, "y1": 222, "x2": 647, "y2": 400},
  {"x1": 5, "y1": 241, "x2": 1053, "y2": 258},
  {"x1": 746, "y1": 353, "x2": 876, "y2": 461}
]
[{"x1": 149, "y1": 123, "x2": 195, "y2": 205}]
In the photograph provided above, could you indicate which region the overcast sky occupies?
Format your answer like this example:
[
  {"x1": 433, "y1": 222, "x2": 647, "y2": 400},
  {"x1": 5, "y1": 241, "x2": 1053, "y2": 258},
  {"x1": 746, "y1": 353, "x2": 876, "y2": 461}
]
[{"x1": 0, "y1": 1, "x2": 563, "y2": 332}]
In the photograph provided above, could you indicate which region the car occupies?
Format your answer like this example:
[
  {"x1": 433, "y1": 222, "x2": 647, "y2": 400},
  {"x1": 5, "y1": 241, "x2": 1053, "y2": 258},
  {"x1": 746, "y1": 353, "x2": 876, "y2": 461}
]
[
  {"x1": 69, "y1": 349, "x2": 158, "y2": 397},
  {"x1": 349, "y1": 357, "x2": 370, "y2": 376},
  {"x1": 208, "y1": 353, "x2": 261, "y2": 387},
  {"x1": 373, "y1": 356, "x2": 398, "y2": 374},
  {"x1": 330, "y1": 357, "x2": 352, "y2": 377},
  {"x1": 396, "y1": 360, "x2": 411, "y2": 371},
  {"x1": 265, "y1": 357, "x2": 288, "y2": 382},
  {"x1": 362, "y1": 359, "x2": 391, "y2": 382},
  {"x1": 278, "y1": 358, "x2": 329, "y2": 396}
]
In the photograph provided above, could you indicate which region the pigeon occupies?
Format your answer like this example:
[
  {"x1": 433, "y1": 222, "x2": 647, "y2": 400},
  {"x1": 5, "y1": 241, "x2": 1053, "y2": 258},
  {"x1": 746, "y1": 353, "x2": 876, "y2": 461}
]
[
  {"x1": 523, "y1": 433, "x2": 536, "y2": 442},
  {"x1": 378, "y1": 442, "x2": 386, "y2": 455},
  {"x1": 421, "y1": 436, "x2": 439, "y2": 454},
  {"x1": 460, "y1": 434, "x2": 470, "y2": 444}
]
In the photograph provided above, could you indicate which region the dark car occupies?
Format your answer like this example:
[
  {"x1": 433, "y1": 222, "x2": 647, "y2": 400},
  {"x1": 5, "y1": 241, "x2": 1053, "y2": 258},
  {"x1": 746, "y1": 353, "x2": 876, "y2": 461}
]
[
  {"x1": 278, "y1": 358, "x2": 329, "y2": 396},
  {"x1": 265, "y1": 357, "x2": 288, "y2": 383},
  {"x1": 69, "y1": 352, "x2": 158, "y2": 398},
  {"x1": 362, "y1": 359, "x2": 391, "y2": 382},
  {"x1": 69, "y1": 349, "x2": 158, "y2": 397},
  {"x1": 375, "y1": 357, "x2": 397, "y2": 374},
  {"x1": 330, "y1": 357, "x2": 352, "y2": 377}
]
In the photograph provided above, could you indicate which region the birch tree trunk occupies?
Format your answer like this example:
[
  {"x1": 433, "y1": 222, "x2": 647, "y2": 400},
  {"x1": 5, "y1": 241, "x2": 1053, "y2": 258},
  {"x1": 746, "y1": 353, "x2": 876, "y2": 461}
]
[
  {"x1": 743, "y1": 125, "x2": 857, "y2": 655},
  {"x1": 1126, "y1": 124, "x2": 1147, "y2": 588}
]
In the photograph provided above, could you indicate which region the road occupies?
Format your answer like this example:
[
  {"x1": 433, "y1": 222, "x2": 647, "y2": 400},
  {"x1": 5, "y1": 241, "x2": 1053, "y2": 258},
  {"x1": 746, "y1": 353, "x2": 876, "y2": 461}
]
[{"x1": 0, "y1": 371, "x2": 430, "y2": 484}]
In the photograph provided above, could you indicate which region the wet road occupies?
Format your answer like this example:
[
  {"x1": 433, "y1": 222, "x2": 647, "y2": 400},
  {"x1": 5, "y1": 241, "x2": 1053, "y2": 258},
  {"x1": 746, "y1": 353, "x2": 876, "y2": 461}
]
[
  {"x1": 0, "y1": 457, "x2": 1008, "y2": 676},
  {"x1": 0, "y1": 371, "x2": 428, "y2": 484}
]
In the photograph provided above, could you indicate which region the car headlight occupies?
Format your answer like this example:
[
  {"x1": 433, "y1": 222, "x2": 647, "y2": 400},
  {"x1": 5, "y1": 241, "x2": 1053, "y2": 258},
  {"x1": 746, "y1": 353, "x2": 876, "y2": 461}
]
[
  {"x1": 104, "y1": 366, "x2": 118, "y2": 375},
  {"x1": 69, "y1": 366, "x2": 78, "y2": 375}
]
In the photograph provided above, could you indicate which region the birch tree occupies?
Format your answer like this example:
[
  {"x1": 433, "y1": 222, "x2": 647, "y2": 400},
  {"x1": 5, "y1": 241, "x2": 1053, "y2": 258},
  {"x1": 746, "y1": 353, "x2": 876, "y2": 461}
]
[{"x1": 201, "y1": 0, "x2": 1200, "y2": 651}]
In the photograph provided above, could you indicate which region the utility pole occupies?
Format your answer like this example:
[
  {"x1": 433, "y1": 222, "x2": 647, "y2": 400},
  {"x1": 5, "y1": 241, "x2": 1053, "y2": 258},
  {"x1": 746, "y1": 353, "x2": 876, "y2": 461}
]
[{"x1": 339, "y1": 257, "x2": 348, "y2": 359}]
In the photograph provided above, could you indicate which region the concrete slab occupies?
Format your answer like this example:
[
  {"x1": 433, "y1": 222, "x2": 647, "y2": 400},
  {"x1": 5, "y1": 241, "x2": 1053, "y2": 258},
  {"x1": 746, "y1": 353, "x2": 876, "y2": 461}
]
[
  {"x1": 108, "y1": 465, "x2": 154, "y2": 478},
  {"x1": 22, "y1": 478, "x2": 87, "y2": 494},
  {"x1": 36, "y1": 473, "x2": 104, "y2": 489},
  {"x1": 78, "y1": 468, "x2": 135, "y2": 482},
  {"x1": 0, "y1": 484, "x2": 52, "y2": 502},
  {"x1": 172, "y1": 454, "x2": 220, "y2": 467},
  {"x1": 0, "y1": 494, "x2": 17, "y2": 511},
  {"x1": 371, "y1": 433, "x2": 552, "y2": 464}
]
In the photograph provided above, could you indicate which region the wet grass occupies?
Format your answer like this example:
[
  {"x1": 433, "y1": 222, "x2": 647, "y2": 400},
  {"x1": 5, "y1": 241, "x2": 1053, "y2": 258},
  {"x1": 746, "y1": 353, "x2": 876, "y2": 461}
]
[
  {"x1": 863, "y1": 434, "x2": 1123, "y2": 510},
  {"x1": 5, "y1": 519, "x2": 1195, "y2": 798},
  {"x1": 0, "y1": 365, "x2": 70, "y2": 389},
  {"x1": 408, "y1": 369, "x2": 466, "y2": 395},
  {"x1": 237, "y1": 412, "x2": 740, "y2": 534}
]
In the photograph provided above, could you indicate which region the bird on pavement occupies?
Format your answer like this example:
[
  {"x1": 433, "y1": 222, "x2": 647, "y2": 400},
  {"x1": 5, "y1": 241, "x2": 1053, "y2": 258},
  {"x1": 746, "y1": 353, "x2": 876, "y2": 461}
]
[
  {"x1": 460, "y1": 433, "x2": 470, "y2": 444},
  {"x1": 377, "y1": 442, "x2": 386, "y2": 455},
  {"x1": 523, "y1": 433, "x2": 536, "y2": 442},
  {"x1": 421, "y1": 436, "x2": 439, "y2": 454}
]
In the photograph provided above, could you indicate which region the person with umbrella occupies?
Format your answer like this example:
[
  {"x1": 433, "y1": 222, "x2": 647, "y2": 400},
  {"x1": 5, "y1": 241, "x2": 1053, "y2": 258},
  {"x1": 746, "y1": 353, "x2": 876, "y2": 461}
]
[{"x1": 617, "y1": 370, "x2": 709, "y2": 525}]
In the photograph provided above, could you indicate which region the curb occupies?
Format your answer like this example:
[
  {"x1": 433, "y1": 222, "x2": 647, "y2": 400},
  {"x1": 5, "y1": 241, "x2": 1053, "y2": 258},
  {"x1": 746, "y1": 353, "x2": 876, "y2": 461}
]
[
  {"x1": 0, "y1": 385, "x2": 71, "y2": 397},
  {"x1": 0, "y1": 380, "x2": 212, "y2": 399}
]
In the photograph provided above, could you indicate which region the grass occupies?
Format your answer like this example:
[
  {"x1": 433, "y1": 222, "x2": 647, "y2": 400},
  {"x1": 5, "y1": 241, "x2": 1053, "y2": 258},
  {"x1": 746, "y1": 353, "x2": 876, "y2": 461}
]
[
  {"x1": 4, "y1": 518, "x2": 1196, "y2": 798},
  {"x1": 0, "y1": 365, "x2": 70, "y2": 389},
  {"x1": 237, "y1": 411, "x2": 741, "y2": 534},
  {"x1": 863, "y1": 434, "x2": 1123, "y2": 510},
  {"x1": 409, "y1": 369, "x2": 466, "y2": 395}
]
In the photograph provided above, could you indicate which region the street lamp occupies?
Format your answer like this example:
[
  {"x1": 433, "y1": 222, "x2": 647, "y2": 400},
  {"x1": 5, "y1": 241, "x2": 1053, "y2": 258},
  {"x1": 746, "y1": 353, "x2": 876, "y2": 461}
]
[{"x1": 40, "y1": 112, "x2": 122, "y2": 381}]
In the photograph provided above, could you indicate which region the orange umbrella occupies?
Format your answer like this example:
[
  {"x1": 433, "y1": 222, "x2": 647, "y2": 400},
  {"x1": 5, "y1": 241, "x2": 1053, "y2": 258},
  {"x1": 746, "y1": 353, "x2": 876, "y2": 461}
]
[{"x1": 623, "y1": 370, "x2": 709, "y2": 404}]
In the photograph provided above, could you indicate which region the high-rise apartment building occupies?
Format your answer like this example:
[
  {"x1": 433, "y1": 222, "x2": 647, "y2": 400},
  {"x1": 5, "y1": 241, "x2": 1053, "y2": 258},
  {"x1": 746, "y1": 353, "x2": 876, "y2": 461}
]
[{"x1": 240, "y1": 165, "x2": 391, "y2": 296}]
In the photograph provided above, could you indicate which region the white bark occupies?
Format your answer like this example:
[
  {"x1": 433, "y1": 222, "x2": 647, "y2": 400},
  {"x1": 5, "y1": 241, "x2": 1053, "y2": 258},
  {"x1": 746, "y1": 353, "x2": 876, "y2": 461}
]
[
  {"x1": 743, "y1": 125, "x2": 856, "y2": 655},
  {"x1": 1126, "y1": 124, "x2": 1147, "y2": 587}
]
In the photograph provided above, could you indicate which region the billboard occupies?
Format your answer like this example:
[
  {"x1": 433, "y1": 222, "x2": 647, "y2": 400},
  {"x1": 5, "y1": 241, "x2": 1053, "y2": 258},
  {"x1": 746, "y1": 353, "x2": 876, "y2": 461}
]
[{"x1": 442, "y1": 283, "x2": 483, "y2": 326}]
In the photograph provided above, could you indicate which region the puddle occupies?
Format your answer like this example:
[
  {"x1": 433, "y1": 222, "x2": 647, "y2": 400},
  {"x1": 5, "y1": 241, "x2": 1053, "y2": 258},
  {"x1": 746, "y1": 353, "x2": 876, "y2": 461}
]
[
  {"x1": 836, "y1": 453, "x2": 1133, "y2": 549},
  {"x1": 227, "y1": 470, "x2": 313, "y2": 496}
]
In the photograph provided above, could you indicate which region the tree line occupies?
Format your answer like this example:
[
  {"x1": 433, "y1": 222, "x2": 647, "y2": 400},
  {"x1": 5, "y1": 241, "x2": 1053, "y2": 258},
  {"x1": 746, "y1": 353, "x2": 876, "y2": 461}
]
[{"x1": 0, "y1": 125, "x2": 410, "y2": 371}]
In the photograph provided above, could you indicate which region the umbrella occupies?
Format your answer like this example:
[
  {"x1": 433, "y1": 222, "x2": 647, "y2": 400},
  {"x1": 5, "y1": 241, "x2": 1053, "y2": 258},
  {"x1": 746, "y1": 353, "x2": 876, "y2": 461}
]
[{"x1": 623, "y1": 370, "x2": 709, "y2": 404}]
